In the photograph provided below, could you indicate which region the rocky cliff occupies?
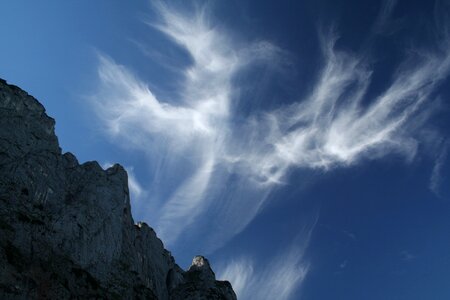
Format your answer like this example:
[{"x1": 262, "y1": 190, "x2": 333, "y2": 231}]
[{"x1": 0, "y1": 78, "x2": 237, "y2": 300}]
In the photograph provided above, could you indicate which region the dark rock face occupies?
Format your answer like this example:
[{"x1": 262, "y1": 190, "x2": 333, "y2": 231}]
[
  {"x1": 170, "y1": 256, "x2": 237, "y2": 300},
  {"x1": 0, "y1": 78, "x2": 237, "y2": 300}
]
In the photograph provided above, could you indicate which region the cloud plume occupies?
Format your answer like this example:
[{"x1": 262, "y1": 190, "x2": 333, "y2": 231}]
[
  {"x1": 217, "y1": 221, "x2": 315, "y2": 300},
  {"x1": 430, "y1": 140, "x2": 449, "y2": 197},
  {"x1": 218, "y1": 250, "x2": 308, "y2": 300},
  {"x1": 91, "y1": 2, "x2": 450, "y2": 251}
]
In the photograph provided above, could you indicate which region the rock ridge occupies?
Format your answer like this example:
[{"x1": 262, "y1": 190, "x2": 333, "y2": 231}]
[{"x1": 0, "y1": 78, "x2": 237, "y2": 299}]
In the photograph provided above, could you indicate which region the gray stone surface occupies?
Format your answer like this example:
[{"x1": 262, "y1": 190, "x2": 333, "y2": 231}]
[{"x1": 0, "y1": 78, "x2": 237, "y2": 300}]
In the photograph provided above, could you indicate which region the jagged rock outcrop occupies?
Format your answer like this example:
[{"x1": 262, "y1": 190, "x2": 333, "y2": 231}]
[
  {"x1": 0, "y1": 78, "x2": 237, "y2": 300},
  {"x1": 170, "y1": 256, "x2": 236, "y2": 300}
]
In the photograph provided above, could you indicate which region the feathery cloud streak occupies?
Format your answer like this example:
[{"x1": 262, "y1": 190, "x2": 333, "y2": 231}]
[
  {"x1": 91, "y1": 3, "x2": 450, "y2": 250},
  {"x1": 430, "y1": 140, "x2": 449, "y2": 197},
  {"x1": 218, "y1": 249, "x2": 308, "y2": 300},
  {"x1": 217, "y1": 221, "x2": 315, "y2": 300}
]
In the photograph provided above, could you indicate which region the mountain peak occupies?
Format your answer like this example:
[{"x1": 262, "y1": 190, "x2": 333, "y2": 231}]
[{"x1": 0, "y1": 78, "x2": 237, "y2": 300}]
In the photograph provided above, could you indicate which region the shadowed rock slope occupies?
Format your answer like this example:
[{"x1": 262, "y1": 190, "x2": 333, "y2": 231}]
[{"x1": 0, "y1": 78, "x2": 237, "y2": 300}]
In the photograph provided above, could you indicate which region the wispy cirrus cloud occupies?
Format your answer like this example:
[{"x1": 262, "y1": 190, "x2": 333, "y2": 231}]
[
  {"x1": 126, "y1": 166, "x2": 147, "y2": 208},
  {"x1": 92, "y1": 2, "x2": 283, "y2": 247},
  {"x1": 218, "y1": 252, "x2": 308, "y2": 300},
  {"x1": 430, "y1": 140, "x2": 449, "y2": 197},
  {"x1": 250, "y1": 32, "x2": 450, "y2": 178},
  {"x1": 372, "y1": 0, "x2": 400, "y2": 35},
  {"x1": 91, "y1": 2, "x2": 450, "y2": 253},
  {"x1": 217, "y1": 221, "x2": 315, "y2": 300}
]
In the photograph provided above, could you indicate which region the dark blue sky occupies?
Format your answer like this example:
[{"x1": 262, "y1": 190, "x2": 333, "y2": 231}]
[{"x1": 1, "y1": 1, "x2": 450, "y2": 299}]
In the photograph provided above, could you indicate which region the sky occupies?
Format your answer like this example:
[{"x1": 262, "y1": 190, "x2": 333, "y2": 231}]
[{"x1": 1, "y1": 0, "x2": 450, "y2": 299}]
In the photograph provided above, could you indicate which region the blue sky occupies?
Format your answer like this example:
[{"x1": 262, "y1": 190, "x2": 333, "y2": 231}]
[{"x1": 1, "y1": 0, "x2": 450, "y2": 299}]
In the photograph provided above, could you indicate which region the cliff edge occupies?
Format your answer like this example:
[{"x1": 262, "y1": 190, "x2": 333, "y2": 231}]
[{"x1": 0, "y1": 78, "x2": 236, "y2": 299}]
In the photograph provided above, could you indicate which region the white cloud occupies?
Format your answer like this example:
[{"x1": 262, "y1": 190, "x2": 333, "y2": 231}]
[
  {"x1": 219, "y1": 255, "x2": 308, "y2": 300},
  {"x1": 218, "y1": 258, "x2": 253, "y2": 298},
  {"x1": 372, "y1": 0, "x2": 399, "y2": 34},
  {"x1": 126, "y1": 167, "x2": 145, "y2": 202},
  {"x1": 430, "y1": 141, "x2": 449, "y2": 197},
  {"x1": 217, "y1": 221, "x2": 316, "y2": 300},
  {"x1": 91, "y1": 2, "x2": 283, "y2": 247},
  {"x1": 91, "y1": 2, "x2": 450, "y2": 251},
  {"x1": 235, "y1": 30, "x2": 450, "y2": 186}
]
